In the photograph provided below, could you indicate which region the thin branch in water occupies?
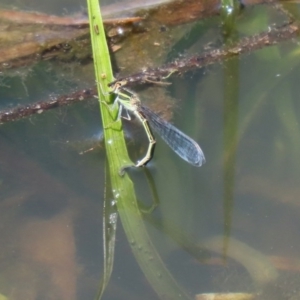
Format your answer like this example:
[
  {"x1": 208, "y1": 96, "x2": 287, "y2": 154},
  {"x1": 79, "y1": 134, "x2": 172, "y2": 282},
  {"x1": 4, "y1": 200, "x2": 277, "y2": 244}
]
[
  {"x1": 0, "y1": 22, "x2": 299, "y2": 125},
  {"x1": 0, "y1": 88, "x2": 95, "y2": 124},
  {"x1": 110, "y1": 22, "x2": 299, "y2": 87}
]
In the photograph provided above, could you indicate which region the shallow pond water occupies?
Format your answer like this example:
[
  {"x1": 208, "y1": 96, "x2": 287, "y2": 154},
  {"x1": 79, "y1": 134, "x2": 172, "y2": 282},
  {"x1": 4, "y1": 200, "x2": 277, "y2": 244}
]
[{"x1": 0, "y1": 1, "x2": 300, "y2": 300}]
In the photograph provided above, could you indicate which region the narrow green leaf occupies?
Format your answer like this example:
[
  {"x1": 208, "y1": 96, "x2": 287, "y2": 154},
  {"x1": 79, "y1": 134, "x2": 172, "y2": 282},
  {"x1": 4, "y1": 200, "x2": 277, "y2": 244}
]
[{"x1": 86, "y1": 1, "x2": 194, "y2": 299}]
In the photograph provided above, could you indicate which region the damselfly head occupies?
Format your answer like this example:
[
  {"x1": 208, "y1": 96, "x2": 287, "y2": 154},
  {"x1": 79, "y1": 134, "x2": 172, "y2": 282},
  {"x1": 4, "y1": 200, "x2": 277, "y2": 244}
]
[{"x1": 109, "y1": 79, "x2": 128, "y2": 93}]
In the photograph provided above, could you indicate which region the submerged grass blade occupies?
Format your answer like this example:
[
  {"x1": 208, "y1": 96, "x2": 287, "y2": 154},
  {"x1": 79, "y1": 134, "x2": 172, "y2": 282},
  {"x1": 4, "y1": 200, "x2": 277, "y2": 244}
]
[
  {"x1": 98, "y1": 160, "x2": 118, "y2": 300},
  {"x1": 222, "y1": 56, "x2": 239, "y2": 258},
  {"x1": 86, "y1": 1, "x2": 194, "y2": 299}
]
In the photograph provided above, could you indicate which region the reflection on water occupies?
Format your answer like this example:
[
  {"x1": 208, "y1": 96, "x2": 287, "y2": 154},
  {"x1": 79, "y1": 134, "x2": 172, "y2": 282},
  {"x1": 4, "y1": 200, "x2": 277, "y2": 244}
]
[{"x1": 0, "y1": 138, "x2": 80, "y2": 299}]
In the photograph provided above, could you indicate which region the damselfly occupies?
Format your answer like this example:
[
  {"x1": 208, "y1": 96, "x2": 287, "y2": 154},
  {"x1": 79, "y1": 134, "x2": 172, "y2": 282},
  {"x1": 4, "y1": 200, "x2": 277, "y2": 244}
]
[{"x1": 109, "y1": 80, "x2": 205, "y2": 167}]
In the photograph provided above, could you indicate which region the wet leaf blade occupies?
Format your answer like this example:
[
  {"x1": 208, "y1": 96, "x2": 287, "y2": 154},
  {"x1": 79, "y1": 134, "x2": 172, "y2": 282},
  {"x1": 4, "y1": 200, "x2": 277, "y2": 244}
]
[{"x1": 87, "y1": 1, "x2": 194, "y2": 299}]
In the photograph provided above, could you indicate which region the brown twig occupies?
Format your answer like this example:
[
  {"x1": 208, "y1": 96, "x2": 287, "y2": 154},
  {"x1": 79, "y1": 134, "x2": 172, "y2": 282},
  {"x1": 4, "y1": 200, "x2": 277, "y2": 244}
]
[
  {"x1": 0, "y1": 22, "x2": 299, "y2": 125},
  {"x1": 0, "y1": 9, "x2": 143, "y2": 26},
  {"x1": 0, "y1": 88, "x2": 95, "y2": 124},
  {"x1": 110, "y1": 22, "x2": 300, "y2": 87}
]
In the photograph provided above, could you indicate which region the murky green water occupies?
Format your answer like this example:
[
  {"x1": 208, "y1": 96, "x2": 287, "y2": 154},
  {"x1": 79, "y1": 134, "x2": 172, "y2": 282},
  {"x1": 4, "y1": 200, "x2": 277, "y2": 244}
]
[{"x1": 0, "y1": 1, "x2": 300, "y2": 300}]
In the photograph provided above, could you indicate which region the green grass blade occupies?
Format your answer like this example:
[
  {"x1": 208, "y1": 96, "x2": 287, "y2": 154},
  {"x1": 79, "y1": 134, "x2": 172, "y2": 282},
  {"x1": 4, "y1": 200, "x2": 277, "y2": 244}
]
[
  {"x1": 98, "y1": 161, "x2": 118, "y2": 300},
  {"x1": 86, "y1": 1, "x2": 194, "y2": 299}
]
